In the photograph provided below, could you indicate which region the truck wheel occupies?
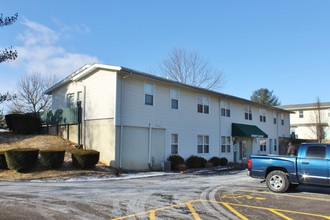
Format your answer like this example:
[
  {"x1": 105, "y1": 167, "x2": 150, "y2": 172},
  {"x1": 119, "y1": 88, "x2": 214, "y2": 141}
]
[{"x1": 266, "y1": 170, "x2": 289, "y2": 193}]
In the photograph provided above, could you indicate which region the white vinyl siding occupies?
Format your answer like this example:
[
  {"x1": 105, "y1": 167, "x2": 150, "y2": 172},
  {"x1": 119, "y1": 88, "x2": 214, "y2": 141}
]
[{"x1": 84, "y1": 70, "x2": 117, "y2": 120}]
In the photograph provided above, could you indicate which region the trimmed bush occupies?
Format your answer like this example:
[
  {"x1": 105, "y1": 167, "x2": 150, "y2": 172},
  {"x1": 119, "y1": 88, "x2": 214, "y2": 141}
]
[
  {"x1": 167, "y1": 155, "x2": 185, "y2": 170},
  {"x1": 71, "y1": 149, "x2": 100, "y2": 169},
  {"x1": 219, "y1": 157, "x2": 228, "y2": 166},
  {"x1": 40, "y1": 149, "x2": 66, "y2": 169},
  {"x1": 5, "y1": 113, "x2": 41, "y2": 134},
  {"x1": 208, "y1": 156, "x2": 222, "y2": 166},
  {"x1": 186, "y1": 155, "x2": 207, "y2": 168},
  {"x1": 5, "y1": 148, "x2": 39, "y2": 172},
  {"x1": 0, "y1": 151, "x2": 8, "y2": 169}
]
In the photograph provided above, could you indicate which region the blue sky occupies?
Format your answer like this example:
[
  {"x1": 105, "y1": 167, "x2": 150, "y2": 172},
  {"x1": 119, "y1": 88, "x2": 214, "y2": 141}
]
[{"x1": 1, "y1": 0, "x2": 330, "y2": 107}]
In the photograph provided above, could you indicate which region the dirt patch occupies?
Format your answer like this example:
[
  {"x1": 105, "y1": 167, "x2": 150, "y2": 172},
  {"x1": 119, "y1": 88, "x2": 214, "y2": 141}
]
[{"x1": 0, "y1": 131, "x2": 116, "y2": 181}]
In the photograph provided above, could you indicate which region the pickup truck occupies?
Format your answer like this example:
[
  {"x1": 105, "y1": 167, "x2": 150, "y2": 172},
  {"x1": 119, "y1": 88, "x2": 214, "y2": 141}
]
[{"x1": 248, "y1": 143, "x2": 329, "y2": 193}]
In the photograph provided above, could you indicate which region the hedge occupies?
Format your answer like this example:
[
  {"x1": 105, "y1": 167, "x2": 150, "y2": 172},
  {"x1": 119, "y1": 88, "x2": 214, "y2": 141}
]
[
  {"x1": 5, "y1": 113, "x2": 41, "y2": 134},
  {"x1": 5, "y1": 148, "x2": 39, "y2": 172},
  {"x1": 186, "y1": 155, "x2": 207, "y2": 168},
  {"x1": 71, "y1": 149, "x2": 100, "y2": 169},
  {"x1": 39, "y1": 149, "x2": 66, "y2": 169},
  {"x1": 0, "y1": 151, "x2": 8, "y2": 169},
  {"x1": 219, "y1": 157, "x2": 228, "y2": 166},
  {"x1": 167, "y1": 155, "x2": 185, "y2": 170},
  {"x1": 208, "y1": 156, "x2": 221, "y2": 166}
]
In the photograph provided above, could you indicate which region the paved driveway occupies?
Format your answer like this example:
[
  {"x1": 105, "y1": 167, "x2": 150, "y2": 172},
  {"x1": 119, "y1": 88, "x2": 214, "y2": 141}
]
[{"x1": 0, "y1": 171, "x2": 329, "y2": 219}]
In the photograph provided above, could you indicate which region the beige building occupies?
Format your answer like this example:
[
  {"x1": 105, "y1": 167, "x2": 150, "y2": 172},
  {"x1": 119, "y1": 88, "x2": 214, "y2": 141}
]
[
  {"x1": 281, "y1": 102, "x2": 330, "y2": 141},
  {"x1": 45, "y1": 64, "x2": 291, "y2": 170}
]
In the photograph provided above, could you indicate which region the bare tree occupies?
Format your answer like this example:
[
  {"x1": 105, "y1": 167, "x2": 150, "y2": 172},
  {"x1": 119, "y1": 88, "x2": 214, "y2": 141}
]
[
  {"x1": 309, "y1": 97, "x2": 326, "y2": 143},
  {"x1": 0, "y1": 13, "x2": 18, "y2": 63},
  {"x1": 158, "y1": 48, "x2": 225, "y2": 90},
  {"x1": 8, "y1": 73, "x2": 56, "y2": 113}
]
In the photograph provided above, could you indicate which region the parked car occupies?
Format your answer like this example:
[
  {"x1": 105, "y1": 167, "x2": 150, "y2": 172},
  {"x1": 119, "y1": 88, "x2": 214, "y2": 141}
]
[{"x1": 248, "y1": 143, "x2": 329, "y2": 193}]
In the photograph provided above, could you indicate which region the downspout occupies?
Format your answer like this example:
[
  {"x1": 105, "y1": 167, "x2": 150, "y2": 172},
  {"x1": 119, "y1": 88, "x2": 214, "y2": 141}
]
[
  {"x1": 219, "y1": 99, "x2": 222, "y2": 158},
  {"x1": 148, "y1": 123, "x2": 152, "y2": 170},
  {"x1": 119, "y1": 72, "x2": 132, "y2": 168},
  {"x1": 119, "y1": 77, "x2": 124, "y2": 168}
]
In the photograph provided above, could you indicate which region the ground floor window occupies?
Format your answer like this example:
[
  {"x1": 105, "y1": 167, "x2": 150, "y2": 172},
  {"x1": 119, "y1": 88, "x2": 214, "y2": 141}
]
[
  {"x1": 197, "y1": 135, "x2": 209, "y2": 153},
  {"x1": 171, "y1": 134, "x2": 178, "y2": 154},
  {"x1": 259, "y1": 138, "x2": 266, "y2": 152},
  {"x1": 221, "y1": 136, "x2": 231, "y2": 153},
  {"x1": 274, "y1": 139, "x2": 277, "y2": 151}
]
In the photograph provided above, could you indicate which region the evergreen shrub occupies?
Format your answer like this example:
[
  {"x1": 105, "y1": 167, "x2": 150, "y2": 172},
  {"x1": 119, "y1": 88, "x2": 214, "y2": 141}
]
[
  {"x1": 186, "y1": 155, "x2": 207, "y2": 168},
  {"x1": 40, "y1": 149, "x2": 65, "y2": 169},
  {"x1": 0, "y1": 151, "x2": 8, "y2": 169},
  {"x1": 208, "y1": 156, "x2": 222, "y2": 166},
  {"x1": 5, "y1": 148, "x2": 39, "y2": 172},
  {"x1": 167, "y1": 154, "x2": 185, "y2": 170},
  {"x1": 71, "y1": 149, "x2": 99, "y2": 169},
  {"x1": 219, "y1": 157, "x2": 228, "y2": 166}
]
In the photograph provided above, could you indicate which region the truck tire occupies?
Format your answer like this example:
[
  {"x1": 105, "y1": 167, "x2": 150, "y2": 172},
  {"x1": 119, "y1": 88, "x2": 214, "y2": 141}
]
[{"x1": 266, "y1": 170, "x2": 290, "y2": 193}]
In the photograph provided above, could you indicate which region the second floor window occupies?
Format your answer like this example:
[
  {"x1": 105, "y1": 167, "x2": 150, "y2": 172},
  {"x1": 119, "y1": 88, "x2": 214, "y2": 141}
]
[
  {"x1": 259, "y1": 109, "x2": 266, "y2": 122},
  {"x1": 220, "y1": 100, "x2": 231, "y2": 117},
  {"x1": 66, "y1": 93, "x2": 75, "y2": 108},
  {"x1": 281, "y1": 113, "x2": 284, "y2": 125},
  {"x1": 245, "y1": 106, "x2": 252, "y2": 120},
  {"x1": 299, "y1": 111, "x2": 304, "y2": 118},
  {"x1": 197, "y1": 95, "x2": 209, "y2": 114},
  {"x1": 170, "y1": 88, "x2": 179, "y2": 109},
  {"x1": 144, "y1": 83, "x2": 154, "y2": 106},
  {"x1": 273, "y1": 112, "x2": 277, "y2": 124}
]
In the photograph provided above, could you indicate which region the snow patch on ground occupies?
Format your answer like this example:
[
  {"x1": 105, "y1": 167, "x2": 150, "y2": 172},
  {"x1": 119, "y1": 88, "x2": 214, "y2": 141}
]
[{"x1": 30, "y1": 172, "x2": 176, "y2": 183}]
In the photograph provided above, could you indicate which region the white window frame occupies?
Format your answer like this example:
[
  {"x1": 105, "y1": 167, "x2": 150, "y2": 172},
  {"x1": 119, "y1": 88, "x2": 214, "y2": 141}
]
[
  {"x1": 170, "y1": 87, "x2": 179, "y2": 110},
  {"x1": 245, "y1": 105, "x2": 252, "y2": 120},
  {"x1": 197, "y1": 135, "x2": 209, "y2": 154},
  {"x1": 171, "y1": 133, "x2": 179, "y2": 154},
  {"x1": 221, "y1": 136, "x2": 231, "y2": 153},
  {"x1": 220, "y1": 100, "x2": 231, "y2": 117},
  {"x1": 66, "y1": 93, "x2": 75, "y2": 108},
  {"x1": 281, "y1": 113, "x2": 284, "y2": 125},
  {"x1": 259, "y1": 138, "x2": 267, "y2": 152},
  {"x1": 273, "y1": 112, "x2": 277, "y2": 124},
  {"x1": 259, "y1": 108, "x2": 266, "y2": 122},
  {"x1": 299, "y1": 110, "x2": 304, "y2": 118},
  {"x1": 144, "y1": 83, "x2": 154, "y2": 106},
  {"x1": 197, "y1": 95, "x2": 209, "y2": 114}
]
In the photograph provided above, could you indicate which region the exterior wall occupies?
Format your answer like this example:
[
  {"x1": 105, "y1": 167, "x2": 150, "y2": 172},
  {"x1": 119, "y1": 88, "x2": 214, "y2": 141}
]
[
  {"x1": 285, "y1": 105, "x2": 330, "y2": 141},
  {"x1": 49, "y1": 66, "x2": 291, "y2": 170},
  {"x1": 117, "y1": 76, "x2": 220, "y2": 161},
  {"x1": 116, "y1": 75, "x2": 290, "y2": 164},
  {"x1": 83, "y1": 69, "x2": 117, "y2": 120},
  {"x1": 84, "y1": 119, "x2": 116, "y2": 166},
  {"x1": 220, "y1": 99, "x2": 289, "y2": 161}
]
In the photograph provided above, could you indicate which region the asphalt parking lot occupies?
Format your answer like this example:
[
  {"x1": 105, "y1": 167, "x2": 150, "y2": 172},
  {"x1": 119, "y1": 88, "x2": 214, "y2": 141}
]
[
  {"x1": 0, "y1": 170, "x2": 329, "y2": 219},
  {"x1": 113, "y1": 185, "x2": 330, "y2": 220}
]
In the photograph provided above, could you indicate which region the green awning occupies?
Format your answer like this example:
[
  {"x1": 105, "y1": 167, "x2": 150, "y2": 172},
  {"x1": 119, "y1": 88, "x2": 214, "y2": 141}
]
[{"x1": 232, "y1": 123, "x2": 268, "y2": 138}]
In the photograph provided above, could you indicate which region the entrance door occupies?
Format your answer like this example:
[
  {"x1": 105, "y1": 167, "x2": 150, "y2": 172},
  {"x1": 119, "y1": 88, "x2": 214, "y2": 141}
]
[{"x1": 240, "y1": 140, "x2": 248, "y2": 162}]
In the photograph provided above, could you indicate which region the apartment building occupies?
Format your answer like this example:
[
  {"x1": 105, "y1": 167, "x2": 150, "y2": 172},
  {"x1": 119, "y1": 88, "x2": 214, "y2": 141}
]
[{"x1": 45, "y1": 64, "x2": 291, "y2": 170}]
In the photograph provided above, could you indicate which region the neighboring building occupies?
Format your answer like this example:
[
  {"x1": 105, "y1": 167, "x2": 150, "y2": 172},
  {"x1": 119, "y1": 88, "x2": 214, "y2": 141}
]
[
  {"x1": 281, "y1": 102, "x2": 330, "y2": 141},
  {"x1": 45, "y1": 64, "x2": 291, "y2": 170}
]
